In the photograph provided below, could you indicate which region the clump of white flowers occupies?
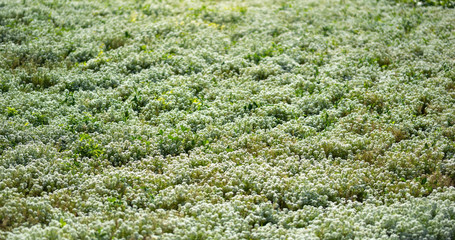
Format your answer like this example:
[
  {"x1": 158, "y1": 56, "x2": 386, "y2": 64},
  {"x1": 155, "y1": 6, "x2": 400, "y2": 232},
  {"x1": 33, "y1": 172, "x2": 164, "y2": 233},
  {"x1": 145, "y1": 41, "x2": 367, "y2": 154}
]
[{"x1": 1, "y1": 0, "x2": 455, "y2": 238}]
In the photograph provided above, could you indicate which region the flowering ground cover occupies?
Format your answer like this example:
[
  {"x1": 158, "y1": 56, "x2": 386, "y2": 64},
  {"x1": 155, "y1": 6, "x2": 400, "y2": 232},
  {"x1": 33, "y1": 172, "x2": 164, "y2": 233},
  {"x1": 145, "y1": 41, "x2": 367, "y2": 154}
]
[{"x1": 0, "y1": 0, "x2": 455, "y2": 239}]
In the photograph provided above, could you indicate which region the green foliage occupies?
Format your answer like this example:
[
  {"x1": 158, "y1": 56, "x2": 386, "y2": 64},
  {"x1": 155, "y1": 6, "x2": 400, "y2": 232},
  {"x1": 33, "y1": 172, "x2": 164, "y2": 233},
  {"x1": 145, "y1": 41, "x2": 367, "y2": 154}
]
[
  {"x1": 74, "y1": 133, "x2": 104, "y2": 158},
  {"x1": 6, "y1": 107, "x2": 18, "y2": 117},
  {"x1": 1, "y1": 0, "x2": 455, "y2": 239},
  {"x1": 393, "y1": 0, "x2": 455, "y2": 7}
]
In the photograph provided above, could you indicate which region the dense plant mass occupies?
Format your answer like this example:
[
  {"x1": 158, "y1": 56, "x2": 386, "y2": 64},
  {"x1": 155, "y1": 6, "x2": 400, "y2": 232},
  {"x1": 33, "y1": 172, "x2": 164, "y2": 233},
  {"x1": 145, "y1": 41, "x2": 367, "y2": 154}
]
[{"x1": 0, "y1": 0, "x2": 455, "y2": 238}]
